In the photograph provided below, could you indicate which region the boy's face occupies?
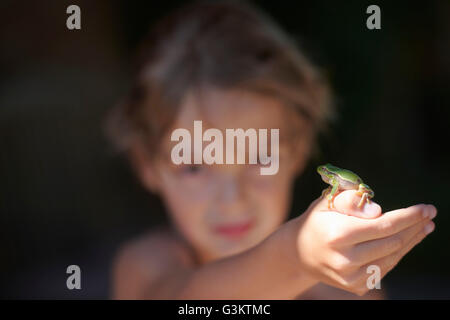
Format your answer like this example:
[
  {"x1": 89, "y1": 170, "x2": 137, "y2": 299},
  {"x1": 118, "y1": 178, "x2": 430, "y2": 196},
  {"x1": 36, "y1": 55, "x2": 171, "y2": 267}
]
[{"x1": 135, "y1": 88, "x2": 312, "y2": 263}]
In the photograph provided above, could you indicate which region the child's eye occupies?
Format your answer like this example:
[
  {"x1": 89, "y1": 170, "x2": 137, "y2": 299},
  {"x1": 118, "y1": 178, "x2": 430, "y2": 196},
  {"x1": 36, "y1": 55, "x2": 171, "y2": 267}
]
[{"x1": 180, "y1": 164, "x2": 204, "y2": 175}]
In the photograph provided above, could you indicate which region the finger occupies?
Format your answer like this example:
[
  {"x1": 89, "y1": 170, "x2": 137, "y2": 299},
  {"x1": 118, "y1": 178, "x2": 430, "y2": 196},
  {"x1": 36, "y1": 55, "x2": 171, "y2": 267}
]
[
  {"x1": 333, "y1": 190, "x2": 382, "y2": 219},
  {"x1": 348, "y1": 204, "x2": 437, "y2": 243},
  {"x1": 348, "y1": 221, "x2": 435, "y2": 295},
  {"x1": 365, "y1": 220, "x2": 435, "y2": 280},
  {"x1": 312, "y1": 190, "x2": 382, "y2": 219},
  {"x1": 352, "y1": 217, "x2": 434, "y2": 263}
]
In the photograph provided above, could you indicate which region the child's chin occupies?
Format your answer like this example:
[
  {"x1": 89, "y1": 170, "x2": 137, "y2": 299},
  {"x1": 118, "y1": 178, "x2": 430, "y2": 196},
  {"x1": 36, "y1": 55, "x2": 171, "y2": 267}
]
[{"x1": 214, "y1": 245, "x2": 249, "y2": 260}]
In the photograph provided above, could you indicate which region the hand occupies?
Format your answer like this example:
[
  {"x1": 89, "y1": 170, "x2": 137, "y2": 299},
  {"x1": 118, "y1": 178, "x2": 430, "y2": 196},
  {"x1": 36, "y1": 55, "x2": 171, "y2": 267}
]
[{"x1": 295, "y1": 190, "x2": 437, "y2": 296}]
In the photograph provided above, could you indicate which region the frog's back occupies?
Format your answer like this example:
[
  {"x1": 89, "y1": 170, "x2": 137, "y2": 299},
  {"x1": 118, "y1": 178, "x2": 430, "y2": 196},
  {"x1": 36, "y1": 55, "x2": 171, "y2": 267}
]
[{"x1": 336, "y1": 169, "x2": 362, "y2": 190}]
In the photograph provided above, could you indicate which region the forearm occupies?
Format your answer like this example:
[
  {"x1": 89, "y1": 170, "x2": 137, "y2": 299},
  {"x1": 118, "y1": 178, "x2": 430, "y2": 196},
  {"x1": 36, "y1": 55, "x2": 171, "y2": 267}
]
[{"x1": 146, "y1": 217, "x2": 318, "y2": 299}]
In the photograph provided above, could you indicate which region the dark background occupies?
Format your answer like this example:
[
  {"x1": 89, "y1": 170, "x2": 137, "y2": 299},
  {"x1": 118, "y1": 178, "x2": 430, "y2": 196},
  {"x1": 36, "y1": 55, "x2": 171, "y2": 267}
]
[{"x1": 0, "y1": 0, "x2": 449, "y2": 299}]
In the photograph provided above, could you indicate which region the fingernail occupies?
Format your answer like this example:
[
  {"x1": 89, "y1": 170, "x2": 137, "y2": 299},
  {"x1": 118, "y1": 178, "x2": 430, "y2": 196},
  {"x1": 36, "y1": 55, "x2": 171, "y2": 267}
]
[
  {"x1": 424, "y1": 222, "x2": 435, "y2": 235},
  {"x1": 428, "y1": 206, "x2": 437, "y2": 220},
  {"x1": 422, "y1": 207, "x2": 429, "y2": 218},
  {"x1": 362, "y1": 202, "x2": 380, "y2": 218}
]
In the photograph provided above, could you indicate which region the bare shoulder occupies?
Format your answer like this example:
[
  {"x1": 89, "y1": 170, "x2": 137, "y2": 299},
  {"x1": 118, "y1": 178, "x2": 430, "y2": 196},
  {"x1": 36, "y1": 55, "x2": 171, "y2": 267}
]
[{"x1": 111, "y1": 226, "x2": 195, "y2": 299}]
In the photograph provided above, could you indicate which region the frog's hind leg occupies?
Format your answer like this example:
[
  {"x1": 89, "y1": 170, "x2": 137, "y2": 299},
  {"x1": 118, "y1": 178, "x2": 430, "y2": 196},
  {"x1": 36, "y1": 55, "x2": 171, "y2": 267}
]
[
  {"x1": 356, "y1": 183, "x2": 374, "y2": 208},
  {"x1": 357, "y1": 192, "x2": 370, "y2": 208},
  {"x1": 321, "y1": 186, "x2": 332, "y2": 199}
]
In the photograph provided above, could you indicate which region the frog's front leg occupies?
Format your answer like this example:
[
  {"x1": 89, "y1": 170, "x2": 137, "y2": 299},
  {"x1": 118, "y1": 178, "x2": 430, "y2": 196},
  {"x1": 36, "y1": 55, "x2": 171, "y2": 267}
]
[{"x1": 326, "y1": 178, "x2": 340, "y2": 210}]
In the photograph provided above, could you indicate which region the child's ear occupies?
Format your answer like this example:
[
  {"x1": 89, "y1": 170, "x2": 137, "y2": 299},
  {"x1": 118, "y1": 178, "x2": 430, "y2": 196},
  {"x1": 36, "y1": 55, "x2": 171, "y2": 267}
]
[{"x1": 127, "y1": 140, "x2": 161, "y2": 194}]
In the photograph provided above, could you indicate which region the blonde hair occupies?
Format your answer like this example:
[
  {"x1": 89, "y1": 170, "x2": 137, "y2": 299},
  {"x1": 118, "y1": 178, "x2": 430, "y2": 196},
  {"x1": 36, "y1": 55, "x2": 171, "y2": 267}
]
[{"x1": 105, "y1": 0, "x2": 333, "y2": 156}]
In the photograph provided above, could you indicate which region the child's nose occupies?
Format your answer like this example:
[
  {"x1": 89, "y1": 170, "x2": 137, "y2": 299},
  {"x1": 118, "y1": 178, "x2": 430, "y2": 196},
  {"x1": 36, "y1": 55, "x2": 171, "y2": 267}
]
[{"x1": 215, "y1": 174, "x2": 248, "y2": 214}]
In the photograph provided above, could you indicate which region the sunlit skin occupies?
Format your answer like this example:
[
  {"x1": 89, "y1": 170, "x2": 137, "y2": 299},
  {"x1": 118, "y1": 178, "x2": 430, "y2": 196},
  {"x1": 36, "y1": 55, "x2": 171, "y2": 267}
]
[
  {"x1": 317, "y1": 163, "x2": 375, "y2": 210},
  {"x1": 112, "y1": 88, "x2": 437, "y2": 300}
]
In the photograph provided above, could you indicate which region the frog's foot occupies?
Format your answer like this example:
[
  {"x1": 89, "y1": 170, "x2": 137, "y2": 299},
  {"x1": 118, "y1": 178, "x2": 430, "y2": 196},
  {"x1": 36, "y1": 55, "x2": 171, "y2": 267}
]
[{"x1": 356, "y1": 183, "x2": 374, "y2": 208}]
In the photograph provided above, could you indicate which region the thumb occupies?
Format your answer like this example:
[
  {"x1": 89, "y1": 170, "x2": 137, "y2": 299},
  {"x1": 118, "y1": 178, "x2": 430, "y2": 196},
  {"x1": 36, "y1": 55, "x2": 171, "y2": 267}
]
[{"x1": 333, "y1": 190, "x2": 382, "y2": 219}]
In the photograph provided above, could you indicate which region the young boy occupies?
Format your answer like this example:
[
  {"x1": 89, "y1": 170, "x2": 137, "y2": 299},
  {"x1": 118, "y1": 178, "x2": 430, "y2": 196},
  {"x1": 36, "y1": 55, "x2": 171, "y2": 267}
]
[{"x1": 107, "y1": 1, "x2": 436, "y2": 299}]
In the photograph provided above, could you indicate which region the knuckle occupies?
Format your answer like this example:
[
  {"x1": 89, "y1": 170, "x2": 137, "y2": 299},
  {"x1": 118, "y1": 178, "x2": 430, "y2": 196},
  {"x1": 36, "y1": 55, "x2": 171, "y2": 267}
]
[
  {"x1": 390, "y1": 237, "x2": 403, "y2": 252},
  {"x1": 354, "y1": 278, "x2": 370, "y2": 296},
  {"x1": 416, "y1": 229, "x2": 427, "y2": 242},
  {"x1": 345, "y1": 279, "x2": 366, "y2": 296},
  {"x1": 385, "y1": 253, "x2": 399, "y2": 269},
  {"x1": 355, "y1": 287, "x2": 368, "y2": 297},
  {"x1": 328, "y1": 223, "x2": 355, "y2": 245},
  {"x1": 379, "y1": 220, "x2": 394, "y2": 234},
  {"x1": 326, "y1": 227, "x2": 347, "y2": 245},
  {"x1": 331, "y1": 254, "x2": 353, "y2": 273},
  {"x1": 419, "y1": 204, "x2": 428, "y2": 216},
  {"x1": 336, "y1": 275, "x2": 351, "y2": 288},
  {"x1": 411, "y1": 229, "x2": 425, "y2": 244},
  {"x1": 411, "y1": 204, "x2": 426, "y2": 219}
]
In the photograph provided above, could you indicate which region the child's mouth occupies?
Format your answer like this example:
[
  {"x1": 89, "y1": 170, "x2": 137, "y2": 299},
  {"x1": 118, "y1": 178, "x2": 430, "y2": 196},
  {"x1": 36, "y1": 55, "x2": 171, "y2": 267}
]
[{"x1": 213, "y1": 220, "x2": 254, "y2": 239}]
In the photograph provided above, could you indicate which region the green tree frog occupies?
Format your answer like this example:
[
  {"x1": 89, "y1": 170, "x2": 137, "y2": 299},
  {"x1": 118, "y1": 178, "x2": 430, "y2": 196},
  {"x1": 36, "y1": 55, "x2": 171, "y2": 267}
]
[{"x1": 317, "y1": 163, "x2": 375, "y2": 209}]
